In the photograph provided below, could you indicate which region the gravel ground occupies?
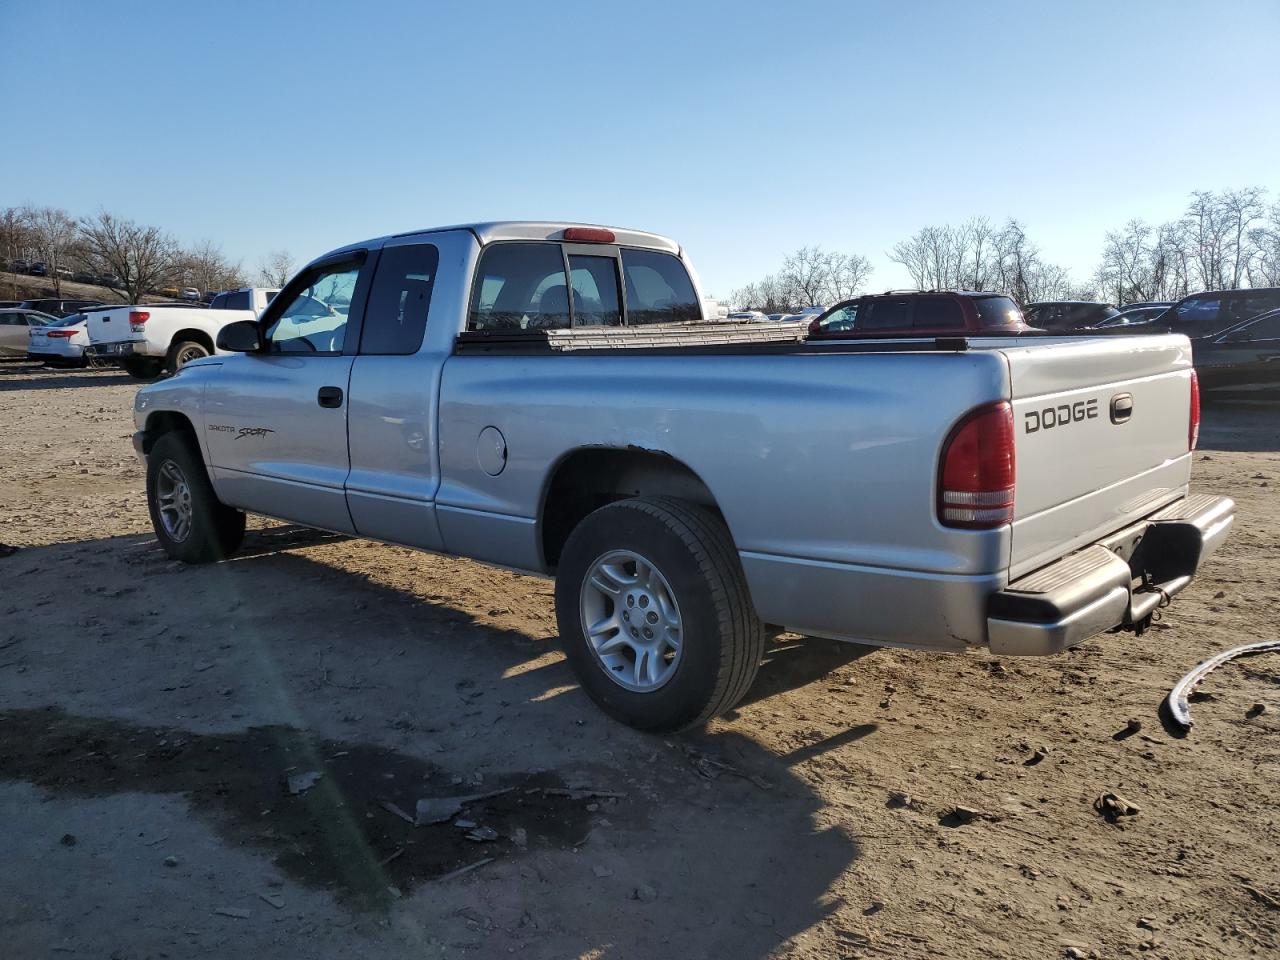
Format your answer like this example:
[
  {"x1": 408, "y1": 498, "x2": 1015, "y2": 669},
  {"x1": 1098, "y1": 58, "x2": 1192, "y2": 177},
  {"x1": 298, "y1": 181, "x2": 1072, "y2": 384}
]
[{"x1": 1, "y1": 361, "x2": 1277, "y2": 959}]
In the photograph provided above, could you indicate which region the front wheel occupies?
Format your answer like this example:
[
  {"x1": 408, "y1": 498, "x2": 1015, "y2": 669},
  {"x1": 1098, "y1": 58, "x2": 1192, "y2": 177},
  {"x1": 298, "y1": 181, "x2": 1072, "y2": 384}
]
[
  {"x1": 554, "y1": 497, "x2": 765, "y2": 731},
  {"x1": 146, "y1": 432, "x2": 246, "y2": 563}
]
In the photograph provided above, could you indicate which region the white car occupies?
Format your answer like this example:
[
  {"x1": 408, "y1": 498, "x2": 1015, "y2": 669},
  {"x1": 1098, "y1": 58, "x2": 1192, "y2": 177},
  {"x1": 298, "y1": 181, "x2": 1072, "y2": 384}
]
[
  {"x1": 0, "y1": 308, "x2": 56, "y2": 357},
  {"x1": 27, "y1": 312, "x2": 92, "y2": 367},
  {"x1": 85, "y1": 287, "x2": 279, "y2": 380}
]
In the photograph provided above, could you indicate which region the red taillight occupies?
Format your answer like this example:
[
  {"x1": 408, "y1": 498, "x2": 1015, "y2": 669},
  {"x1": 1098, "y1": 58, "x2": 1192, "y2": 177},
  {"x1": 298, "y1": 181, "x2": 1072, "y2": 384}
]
[
  {"x1": 129, "y1": 310, "x2": 150, "y2": 332},
  {"x1": 47, "y1": 329, "x2": 78, "y2": 338},
  {"x1": 1188, "y1": 369, "x2": 1200, "y2": 451},
  {"x1": 938, "y1": 401, "x2": 1016, "y2": 529},
  {"x1": 563, "y1": 227, "x2": 616, "y2": 243}
]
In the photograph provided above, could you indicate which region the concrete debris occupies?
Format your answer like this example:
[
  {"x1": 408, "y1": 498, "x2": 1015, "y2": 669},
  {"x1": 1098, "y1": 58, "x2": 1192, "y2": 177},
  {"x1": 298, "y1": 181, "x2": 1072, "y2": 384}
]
[
  {"x1": 214, "y1": 907, "x2": 251, "y2": 919},
  {"x1": 592, "y1": 865, "x2": 613, "y2": 878},
  {"x1": 464, "y1": 825, "x2": 499, "y2": 842},
  {"x1": 1095, "y1": 793, "x2": 1141, "y2": 823},
  {"x1": 414, "y1": 788, "x2": 512, "y2": 826},
  {"x1": 286, "y1": 771, "x2": 322, "y2": 795},
  {"x1": 631, "y1": 883, "x2": 658, "y2": 903},
  {"x1": 163, "y1": 855, "x2": 179, "y2": 868},
  {"x1": 258, "y1": 892, "x2": 286, "y2": 910}
]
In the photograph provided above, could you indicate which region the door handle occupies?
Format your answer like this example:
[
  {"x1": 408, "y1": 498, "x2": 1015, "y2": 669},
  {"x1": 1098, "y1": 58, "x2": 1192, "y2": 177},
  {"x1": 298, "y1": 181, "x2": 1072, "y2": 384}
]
[{"x1": 317, "y1": 386, "x2": 344, "y2": 408}]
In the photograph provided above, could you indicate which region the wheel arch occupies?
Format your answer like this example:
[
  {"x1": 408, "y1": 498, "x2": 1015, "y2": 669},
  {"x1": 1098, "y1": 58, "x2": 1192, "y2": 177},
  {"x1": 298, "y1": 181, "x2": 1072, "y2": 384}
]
[
  {"x1": 538, "y1": 446, "x2": 724, "y2": 571},
  {"x1": 140, "y1": 409, "x2": 198, "y2": 455},
  {"x1": 170, "y1": 328, "x2": 215, "y2": 354}
]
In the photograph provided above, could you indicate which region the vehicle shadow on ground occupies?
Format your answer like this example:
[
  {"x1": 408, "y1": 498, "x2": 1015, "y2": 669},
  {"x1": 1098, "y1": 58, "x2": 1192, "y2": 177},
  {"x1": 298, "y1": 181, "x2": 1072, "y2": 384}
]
[
  {"x1": 2, "y1": 526, "x2": 861, "y2": 959},
  {"x1": 0, "y1": 364, "x2": 134, "y2": 391}
]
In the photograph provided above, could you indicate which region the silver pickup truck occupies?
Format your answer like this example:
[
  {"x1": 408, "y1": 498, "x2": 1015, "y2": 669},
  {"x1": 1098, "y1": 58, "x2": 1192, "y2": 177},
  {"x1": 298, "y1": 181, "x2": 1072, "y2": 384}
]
[{"x1": 131, "y1": 221, "x2": 1234, "y2": 730}]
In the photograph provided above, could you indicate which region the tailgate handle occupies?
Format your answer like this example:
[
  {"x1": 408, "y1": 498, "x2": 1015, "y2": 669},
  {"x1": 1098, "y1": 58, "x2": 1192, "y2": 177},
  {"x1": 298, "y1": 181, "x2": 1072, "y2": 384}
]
[{"x1": 1110, "y1": 393, "x2": 1133, "y2": 424}]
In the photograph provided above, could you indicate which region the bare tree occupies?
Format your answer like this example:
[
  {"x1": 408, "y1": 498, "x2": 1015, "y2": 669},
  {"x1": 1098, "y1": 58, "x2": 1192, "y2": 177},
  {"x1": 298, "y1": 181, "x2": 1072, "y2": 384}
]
[
  {"x1": 182, "y1": 239, "x2": 245, "y2": 296},
  {"x1": 1247, "y1": 200, "x2": 1280, "y2": 286},
  {"x1": 258, "y1": 249, "x2": 296, "y2": 287},
  {"x1": 78, "y1": 210, "x2": 181, "y2": 304},
  {"x1": 826, "y1": 253, "x2": 873, "y2": 301},
  {"x1": 779, "y1": 247, "x2": 833, "y2": 308},
  {"x1": 24, "y1": 206, "x2": 79, "y2": 296}
]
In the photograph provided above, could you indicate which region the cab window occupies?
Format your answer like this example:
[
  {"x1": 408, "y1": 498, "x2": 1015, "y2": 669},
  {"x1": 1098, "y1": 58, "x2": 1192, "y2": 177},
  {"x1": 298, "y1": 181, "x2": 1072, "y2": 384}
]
[
  {"x1": 360, "y1": 243, "x2": 439, "y2": 354},
  {"x1": 912, "y1": 297, "x2": 964, "y2": 329},
  {"x1": 569, "y1": 255, "x2": 622, "y2": 327},
  {"x1": 818, "y1": 303, "x2": 858, "y2": 331},
  {"x1": 860, "y1": 297, "x2": 911, "y2": 330},
  {"x1": 620, "y1": 249, "x2": 700, "y2": 325},
  {"x1": 263, "y1": 263, "x2": 360, "y2": 353},
  {"x1": 468, "y1": 243, "x2": 570, "y2": 331}
]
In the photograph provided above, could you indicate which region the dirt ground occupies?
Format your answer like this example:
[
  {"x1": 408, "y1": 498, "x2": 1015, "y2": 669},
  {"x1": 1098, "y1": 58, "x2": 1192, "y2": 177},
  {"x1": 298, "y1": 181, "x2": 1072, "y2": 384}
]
[{"x1": 0, "y1": 362, "x2": 1277, "y2": 960}]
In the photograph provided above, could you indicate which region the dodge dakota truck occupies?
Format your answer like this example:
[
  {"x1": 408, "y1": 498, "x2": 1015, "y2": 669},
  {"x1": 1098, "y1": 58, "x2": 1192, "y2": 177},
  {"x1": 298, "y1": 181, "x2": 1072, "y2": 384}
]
[
  {"x1": 130, "y1": 221, "x2": 1234, "y2": 731},
  {"x1": 87, "y1": 286, "x2": 278, "y2": 380}
]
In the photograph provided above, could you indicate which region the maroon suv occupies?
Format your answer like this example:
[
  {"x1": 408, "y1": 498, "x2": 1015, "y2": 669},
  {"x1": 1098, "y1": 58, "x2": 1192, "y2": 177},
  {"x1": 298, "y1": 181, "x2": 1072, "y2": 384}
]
[{"x1": 808, "y1": 291, "x2": 1030, "y2": 338}]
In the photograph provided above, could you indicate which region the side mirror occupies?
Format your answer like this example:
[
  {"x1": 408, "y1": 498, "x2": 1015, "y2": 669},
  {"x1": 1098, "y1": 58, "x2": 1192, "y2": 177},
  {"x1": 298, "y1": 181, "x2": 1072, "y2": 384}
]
[{"x1": 216, "y1": 320, "x2": 263, "y2": 353}]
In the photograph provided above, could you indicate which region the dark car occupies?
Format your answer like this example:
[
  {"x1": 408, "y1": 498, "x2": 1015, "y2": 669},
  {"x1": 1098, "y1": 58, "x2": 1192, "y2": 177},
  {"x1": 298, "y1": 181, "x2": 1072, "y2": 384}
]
[
  {"x1": 1192, "y1": 308, "x2": 1280, "y2": 399},
  {"x1": 1147, "y1": 288, "x2": 1280, "y2": 339},
  {"x1": 808, "y1": 290, "x2": 1029, "y2": 338},
  {"x1": 18, "y1": 297, "x2": 106, "y2": 317},
  {"x1": 1021, "y1": 301, "x2": 1119, "y2": 331},
  {"x1": 1092, "y1": 304, "x2": 1173, "y2": 331},
  {"x1": 28, "y1": 261, "x2": 48, "y2": 276}
]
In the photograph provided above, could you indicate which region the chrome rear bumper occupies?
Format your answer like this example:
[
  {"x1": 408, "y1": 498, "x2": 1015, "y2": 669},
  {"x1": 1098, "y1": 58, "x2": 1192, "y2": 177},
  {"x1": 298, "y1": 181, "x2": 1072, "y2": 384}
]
[{"x1": 987, "y1": 494, "x2": 1235, "y2": 655}]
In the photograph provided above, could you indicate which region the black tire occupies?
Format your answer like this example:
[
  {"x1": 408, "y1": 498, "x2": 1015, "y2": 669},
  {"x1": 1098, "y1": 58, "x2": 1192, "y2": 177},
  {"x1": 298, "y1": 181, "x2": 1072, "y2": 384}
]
[
  {"x1": 166, "y1": 339, "x2": 210, "y2": 375},
  {"x1": 122, "y1": 357, "x2": 163, "y2": 381},
  {"x1": 554, "y1": 497, "x2": 765, "y2": 731},
  {"x1": 146, "y1": 431, "x2": 246, "y2": 563}
]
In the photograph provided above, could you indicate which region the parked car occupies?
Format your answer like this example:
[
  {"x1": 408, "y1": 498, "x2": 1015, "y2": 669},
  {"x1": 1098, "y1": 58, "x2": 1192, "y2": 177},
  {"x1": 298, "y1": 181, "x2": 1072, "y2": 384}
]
[
  {"x1": 19, "y1": 297, "x2": 105, "y2": 317},
  {"x1": 0, "y1": 308, "x2": 56, "y2": 357},
  {"x1": 0, "y1": 300, "x2": 22, "y2": 308},
  {"x1": 129, "y1": 220, "x2": 1233, "y2": 731},
  {"x1": 727, "y1": 310, "x2": 768, "y2": 321},
  {"x1": 1192, "y1": 308, "x2": 1280, "y2": 399},
  {"x1": 809, "y1": 290, "x2": 1030, "y2": 337},
  {"x1": 1143, "y1": 288, "x2": 1280, "y2": 339},
  {"x1": 28, "y1": 261, "x2": 48, "y2": 277},
  {"x1": 1092, "y1": 304, "x2": 1173, "y2": 331},
  {"x1": 1119, "y1": 300, "x2": 1173, "y2": 311},
  {"x1": 1021, "y1": 301, "x2": 1119, "y2": 331},
  {"x1": 27, "y1": 312, "x2": 91, "y2": 367},
  {"x1": 86, "y1": 286, "x2": 277, "y2": 380},
  {"x1": 180, "y1": 287, "x2": 201, "y2": 301}
]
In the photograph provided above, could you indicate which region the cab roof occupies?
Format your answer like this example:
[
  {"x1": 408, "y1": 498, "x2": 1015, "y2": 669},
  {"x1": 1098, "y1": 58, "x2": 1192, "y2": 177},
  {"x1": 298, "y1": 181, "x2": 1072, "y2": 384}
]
[{"x1": 386, "y1": 221, "x2": 680, "y2": 254}]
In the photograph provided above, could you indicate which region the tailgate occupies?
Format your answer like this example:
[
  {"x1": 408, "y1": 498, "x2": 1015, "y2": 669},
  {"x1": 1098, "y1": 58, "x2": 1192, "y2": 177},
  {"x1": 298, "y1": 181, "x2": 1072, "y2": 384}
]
[
  {"x1": 87, "y1": 308, "x2": 130, "y2": 344},
  {"x1": 1002, "y1": 335, "x2": 1194, "y2": 579}
]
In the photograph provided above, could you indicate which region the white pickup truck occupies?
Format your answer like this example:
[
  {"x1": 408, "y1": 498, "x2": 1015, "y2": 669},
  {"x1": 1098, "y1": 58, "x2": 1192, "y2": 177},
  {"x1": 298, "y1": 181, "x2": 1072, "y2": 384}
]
[
  {"x1": 130, "y1": 221, "x2": 1234, "y2": 731},
  {"x1": 86, "y1": 286, "x2": 278, "y2": 379}
]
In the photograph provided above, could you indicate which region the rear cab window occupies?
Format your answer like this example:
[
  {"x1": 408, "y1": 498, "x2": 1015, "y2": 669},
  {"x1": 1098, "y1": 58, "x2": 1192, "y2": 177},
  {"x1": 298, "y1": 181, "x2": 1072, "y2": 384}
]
[{"x1": 467, "y1": 242, "x2": 700, "y2": 331}]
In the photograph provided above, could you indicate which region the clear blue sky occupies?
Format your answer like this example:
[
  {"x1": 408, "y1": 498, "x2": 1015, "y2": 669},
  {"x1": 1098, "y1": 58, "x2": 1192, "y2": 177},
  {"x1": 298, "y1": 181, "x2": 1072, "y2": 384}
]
[{"x1": 3, "y1": 0, "x2": 1277, "y2": 296}]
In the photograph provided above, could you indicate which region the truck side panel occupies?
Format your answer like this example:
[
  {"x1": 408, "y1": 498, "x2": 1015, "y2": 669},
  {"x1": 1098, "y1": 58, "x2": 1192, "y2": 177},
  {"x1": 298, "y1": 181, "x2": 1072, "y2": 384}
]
[{"x1": 435, "y1": 350, "x2": 1012, "y2": 644}]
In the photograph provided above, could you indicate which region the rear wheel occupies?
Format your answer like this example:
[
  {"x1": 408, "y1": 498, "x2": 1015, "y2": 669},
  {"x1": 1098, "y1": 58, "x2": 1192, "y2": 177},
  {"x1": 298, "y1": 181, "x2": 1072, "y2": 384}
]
[
  {"x1": 122, "y1": 358, "x2": 163, "y2": 381},
  {"x1": 146, "y1": 431, "x2": 245, "y2": 563},
  {"x1": 554, "y1": 497, "x2": 765, "y2": 731},
  {"x1": 166, "y1": 339, "x2": 210, "y2": 375}
]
